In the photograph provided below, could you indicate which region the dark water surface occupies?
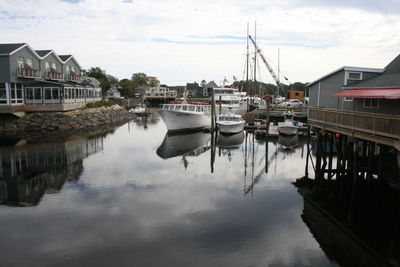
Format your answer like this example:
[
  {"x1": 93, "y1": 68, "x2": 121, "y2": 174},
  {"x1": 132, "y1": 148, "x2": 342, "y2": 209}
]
[{"x1": 0, "y1": 116, "x2": 340, "y2": 267}]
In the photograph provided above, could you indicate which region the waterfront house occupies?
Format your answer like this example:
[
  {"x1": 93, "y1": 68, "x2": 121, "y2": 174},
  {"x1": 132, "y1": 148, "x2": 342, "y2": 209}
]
[
  {"x1": 202, "y1": 80, "x2": 218, "y2": 97},
  {"x1": 186, "y1": 82, "x2": 203, "y2": 97},
  {"x1": 307, "y1": 54, "x2": 400, "y2": 150},
  {"x1": 105, "y1": 84, "x2": 123, "y2": 100},
  {"x1": 0, "y1": 43, "x2": 101, "y2": 116}
]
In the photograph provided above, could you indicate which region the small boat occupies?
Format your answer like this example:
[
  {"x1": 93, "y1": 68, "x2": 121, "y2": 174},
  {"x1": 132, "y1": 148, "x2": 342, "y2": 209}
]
[
  {"x1": 216, "y1": 112, "x2": 245, "y2": 134},
  {"x1": 157, "y1": 101, "x2": 212, "y2": 132},
  {"x1": 278, "y1": 111, "x2": 298, "y2": 135},
  {"x1": 130, "y1": 105, "x2": 147, "y2": 117}
]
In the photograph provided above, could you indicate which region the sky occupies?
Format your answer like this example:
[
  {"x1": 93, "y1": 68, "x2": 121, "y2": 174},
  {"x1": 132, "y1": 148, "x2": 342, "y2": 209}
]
[{"x1": 1, "y1": 0, "x2": 400, "y2": 86}]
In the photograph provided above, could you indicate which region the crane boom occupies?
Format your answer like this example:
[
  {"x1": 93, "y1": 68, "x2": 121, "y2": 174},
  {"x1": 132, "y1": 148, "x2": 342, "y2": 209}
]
[{"x1": 248, "y1": 35, "x2": 281, "y2": 95}]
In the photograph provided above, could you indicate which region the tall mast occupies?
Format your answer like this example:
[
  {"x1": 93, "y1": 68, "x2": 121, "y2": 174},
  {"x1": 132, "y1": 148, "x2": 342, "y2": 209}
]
[
  {"x1": 245, "y1": 22, "x2": 249, "y2": 94},
  {"x1": 278, "y1": 48, "x2": 280, "y2": 96},
  {"x1": 253, "y1": 20, "x2": 257, "y2": 97}
]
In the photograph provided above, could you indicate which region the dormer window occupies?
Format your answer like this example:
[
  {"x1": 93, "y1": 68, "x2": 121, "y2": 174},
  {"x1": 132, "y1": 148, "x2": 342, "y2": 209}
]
[
  {"x1": 348, "y1": 71, "x2": 362, "y2": 80},
  {"x1": 66, "y1": 65, "x2": 70, "y2": 74},
  {"x1": 45, "y1": 62, "x2": 50, "y2": 71},
  {"x1": 71, "y1": 66, "x2": 76, "y2": 73},
  {"x1": 51, "y1": 62, "x2": 57, "y2": 71},
  {"x1": 17, "y1": 57, "x2": 24, "y2": 68},
  {"x1": 26, "y1": 58, "x2": 33, "y2": 68}
]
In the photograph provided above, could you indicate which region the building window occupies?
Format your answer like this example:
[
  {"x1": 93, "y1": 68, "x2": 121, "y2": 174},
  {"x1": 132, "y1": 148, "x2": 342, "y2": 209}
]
[
  {"x1": 17, "y1": 57, "x2": 24, "y2": 69},
  {"x1": 344, "y1": 97, "x2": 353, "y2": 102},
  {"x1": 51, "y1": 62, "x2": 57, "y2": 71},
  {"x1": 26, "y1": 87, "x2": 42, "y2": 101},
  {"x1": 0, "y1": 84, "x2": 7, "y2": 104},
  {"x1": 71, "y1": 66, "x2": 76, "y2": 73},
  {"x1": 363, "y1": 98, "x2": 378, "y2": 108},
  {"x1": 348, "y1": 72, "x2": 362, "y2": 80},
  {"x1": 26, "y1": 58, "x2": 33, "y2": 68},
  {"x1": 45, "y1": 62, "x2": 50, "y2": 71},
  {"x1": 66, "y1": 65, "x2": 70, "y2": 74}
]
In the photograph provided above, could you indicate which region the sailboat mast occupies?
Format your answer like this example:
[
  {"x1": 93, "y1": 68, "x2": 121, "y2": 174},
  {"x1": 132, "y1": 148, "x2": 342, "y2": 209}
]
[
  {"x1": 277, "y1": 48, "x2": 280, "y2": 96},
  {"x1": 253, "y1": 21, "x2": 257, "y2": 98},
  {"x1": 246, "y1": 23, "x2": 249, "y2": 95}
]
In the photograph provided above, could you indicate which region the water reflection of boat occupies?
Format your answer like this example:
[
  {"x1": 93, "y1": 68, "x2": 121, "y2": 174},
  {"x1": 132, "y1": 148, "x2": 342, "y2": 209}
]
[
  {"x1": 277, "y1": 134, "x2": 298, "y2": 149},
  {"x1": 156, "y1": 131, "x2": 211, "y2": 159},
  {"x1": 216, "y1": 131, "x2": 245, "y2": 149}
]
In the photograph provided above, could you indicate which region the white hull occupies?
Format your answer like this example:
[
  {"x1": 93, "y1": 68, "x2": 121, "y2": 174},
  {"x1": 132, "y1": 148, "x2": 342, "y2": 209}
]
[
  {"x1": 217, "y1": 121, "x2": 245, "y2": 134},
  {"x1": 157, "y1": 109, "x2": 211, "y2": 131},
  {"x1": 156, "y1": 131, "x2": 211, "y2": 159},
  {"x1": 278, "y1": 123, "x2": 298, "y2": 135}
]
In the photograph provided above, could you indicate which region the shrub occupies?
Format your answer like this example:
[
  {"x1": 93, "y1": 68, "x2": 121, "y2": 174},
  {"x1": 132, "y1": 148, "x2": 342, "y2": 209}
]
[{"x1": 86, "y1": 100, "x2": 116, "y2": 108}]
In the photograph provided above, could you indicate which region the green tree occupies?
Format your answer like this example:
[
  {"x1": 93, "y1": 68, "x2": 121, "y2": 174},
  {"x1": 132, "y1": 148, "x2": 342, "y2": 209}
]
[
  {"x1": 147, "y1": 76, "x2": 160, "y2": 87},
  {"x1": 131, "y1": 72, "x2": 148, "y2": 87},
  {"x1": 119, "y1": 78, "x2": 135, "y2": 97},
  {"x1": 86, "y1": 67, "x2": 110, "y2": 95}
]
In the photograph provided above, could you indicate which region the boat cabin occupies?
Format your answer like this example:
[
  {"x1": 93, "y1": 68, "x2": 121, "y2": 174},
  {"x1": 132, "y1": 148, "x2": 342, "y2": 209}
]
[{"x1": 161, "y1": 103, "x2": 211, "y2": 115}]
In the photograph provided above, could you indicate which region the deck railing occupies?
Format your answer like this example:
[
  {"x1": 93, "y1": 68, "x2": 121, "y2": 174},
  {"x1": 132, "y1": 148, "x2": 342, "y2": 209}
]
[
  {"x1": 17, "y1": 67, "x2": 41, "y2": 78},
  {"x1": 308, "y1": 107, "x2": 400, "y2": 140},
  {"x1": 46, "y1": 71, "x2": 64, "y2": 81}
]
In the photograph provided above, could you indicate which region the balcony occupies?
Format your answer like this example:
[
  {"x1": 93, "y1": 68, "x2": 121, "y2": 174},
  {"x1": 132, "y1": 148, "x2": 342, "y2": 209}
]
[
  {"x1": 17, "y1": 67, "x2": 41, "y2": 79},
  {"x1": 65, "y1": 73, "x2": 80, "y2": 82},
  {"x1": 308, "y1": 107, "x2": 400, "y2": 148},
  {"x1": 46, "y1": 71, "x2": 64, "y2": 81}
]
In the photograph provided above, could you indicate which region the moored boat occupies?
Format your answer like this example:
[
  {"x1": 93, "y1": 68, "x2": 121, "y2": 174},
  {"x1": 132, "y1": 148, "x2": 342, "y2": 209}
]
[
  {"x1": 278, "y1": 111, "x2": 299, "y2": 135},
  {"x1": 216, "y1": 112, "x2": 245, "y2": 134},
  {"x1": 157, "y1": 101, "x2": 211, "y2": 132}
]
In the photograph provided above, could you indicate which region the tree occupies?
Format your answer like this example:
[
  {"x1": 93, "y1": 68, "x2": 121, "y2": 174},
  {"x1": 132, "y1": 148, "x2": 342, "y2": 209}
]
[
  {"x1": 147, "y1": 76, "x2": 160, "y2": 87},
  {"x1": 86, "y1": 67, "x2": 110, "y2": 95},
  {"x1": 131, "y1": 72, "x2": 148, "y2": 87},
  {"x1": 119, "y1": 78, "x2": 135, "y2": 97},
  {"x1": 106, "y1": 74, "x2": 119, "y2": 85}
]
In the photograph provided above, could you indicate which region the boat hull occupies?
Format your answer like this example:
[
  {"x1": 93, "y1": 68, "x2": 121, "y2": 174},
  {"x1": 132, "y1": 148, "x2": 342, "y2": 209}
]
[
  {"x1": 217, "y1": 121, "x2": 245, "y2": 134},
  {"x1": 157, "y1": 109, "x2": 211, "y2": 131},
  {"x1": 278, "y1": 125, "x2": 299, "y2": 135}
]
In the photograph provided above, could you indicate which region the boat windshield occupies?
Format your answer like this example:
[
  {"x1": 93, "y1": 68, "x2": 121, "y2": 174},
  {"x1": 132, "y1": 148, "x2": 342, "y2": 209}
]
[{"x1": 219, "y1": 116, "x2": 241, "y2": 121}]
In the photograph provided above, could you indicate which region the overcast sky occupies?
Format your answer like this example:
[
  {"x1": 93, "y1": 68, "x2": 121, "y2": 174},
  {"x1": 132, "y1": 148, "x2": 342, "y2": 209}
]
[{"x1": 1, "y1": 0, "x2": 399, "y2": 86}]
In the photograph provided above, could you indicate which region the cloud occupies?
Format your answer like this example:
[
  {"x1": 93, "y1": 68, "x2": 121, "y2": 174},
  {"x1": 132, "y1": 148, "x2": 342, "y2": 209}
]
[{"x1": 0, "y1": 0, "x2": 399, "y2": 85}]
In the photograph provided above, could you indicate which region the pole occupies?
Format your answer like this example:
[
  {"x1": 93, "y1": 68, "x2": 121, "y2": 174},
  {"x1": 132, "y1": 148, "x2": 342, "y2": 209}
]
[
  {"x1": 253, "y1": 20, "x2": 257, "y2": 102},
  {"x1": 246, "y1": 22, "x2": 249, "y2": 96}
]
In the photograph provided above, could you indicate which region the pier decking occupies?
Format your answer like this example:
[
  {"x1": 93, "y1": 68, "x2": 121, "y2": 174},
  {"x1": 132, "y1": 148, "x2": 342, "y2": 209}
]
[{"x1": 308, "y1": 107, "x2": 400, "y2": 150}]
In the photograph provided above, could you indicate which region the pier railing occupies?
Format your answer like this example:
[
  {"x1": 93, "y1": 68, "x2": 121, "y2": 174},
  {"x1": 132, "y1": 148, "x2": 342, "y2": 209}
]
[{"x1": 308, "y1": 107, "x2": 400, "y2": 140}]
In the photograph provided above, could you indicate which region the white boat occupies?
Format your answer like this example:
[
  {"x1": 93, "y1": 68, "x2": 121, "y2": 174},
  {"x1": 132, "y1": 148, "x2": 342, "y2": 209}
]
[
  {"x1": 278, "y1": 111, "x2": 299, "y2": 135},
  {"x1": 216, "y1": 112, "x2": 245, "y2": 134},
  {"x1": 213, "y1": 87, "x2": 247, "y2": 115},
  {"x1": 157, "y1": 101, "x2": 212, "y2": 132},
  {"x1": 130, "y1": 106, "x2": 147, "y2": 117}
]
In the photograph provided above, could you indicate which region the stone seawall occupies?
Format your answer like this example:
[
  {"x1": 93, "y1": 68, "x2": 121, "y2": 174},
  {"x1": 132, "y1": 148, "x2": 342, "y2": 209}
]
[{"x1": 0, "y1": 105, "x2": 135, "y2": 134}]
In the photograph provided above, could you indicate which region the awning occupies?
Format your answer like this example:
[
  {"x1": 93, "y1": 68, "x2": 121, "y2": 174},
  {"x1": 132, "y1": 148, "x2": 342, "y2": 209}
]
[{"x1": 332, "y1": 88, "x2": 400, "y2": 99}]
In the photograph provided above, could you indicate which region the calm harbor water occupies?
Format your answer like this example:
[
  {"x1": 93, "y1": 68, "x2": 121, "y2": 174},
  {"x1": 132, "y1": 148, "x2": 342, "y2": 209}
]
[{"x1": 0, "y1": 114, "x2": 369, "y2": 267}]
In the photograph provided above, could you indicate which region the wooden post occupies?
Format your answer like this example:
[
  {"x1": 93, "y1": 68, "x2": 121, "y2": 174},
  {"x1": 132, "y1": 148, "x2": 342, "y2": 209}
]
[
  {"x1": 305, "y1": 126, "x2": 310, "y2": 178},
  {"x1": 219, "y1": 95, "x2": 222, "y2": 115},
  {"x1": 328, "y1": 133, "x2": 334, "y2": 180},
  {"x1": 316, "y1": 132, "x2": 323, "y2": 180},
  {"x1": 211, "y1": 89, "x2": 215, "y2": 131}
]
